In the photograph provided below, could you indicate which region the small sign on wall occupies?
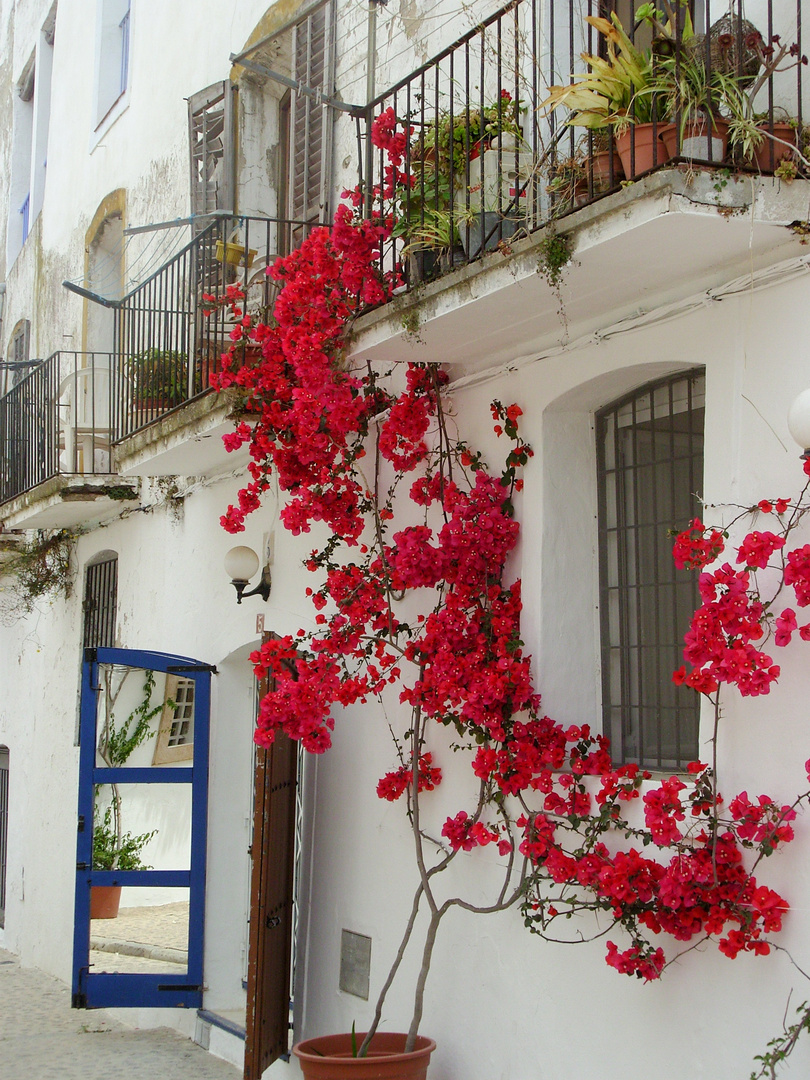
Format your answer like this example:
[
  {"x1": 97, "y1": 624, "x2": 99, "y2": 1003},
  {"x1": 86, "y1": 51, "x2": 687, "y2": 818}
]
[{"x1": 340, "y1": 929, "x2": 372, "y2": 1000}]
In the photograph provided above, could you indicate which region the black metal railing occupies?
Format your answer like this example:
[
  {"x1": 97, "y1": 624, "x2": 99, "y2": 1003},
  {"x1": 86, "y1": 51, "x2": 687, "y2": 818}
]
[
  {"x1": 0, "y1": 351, "x2": 116, "y2": 505},
  {"x1": 0, "y1": 215, "x2": 322, "y2": 507},
  {"x1": 364, "y1": 0, "x2": 807, "y2": 288},
  {"x1": 113, "y1": 214, "x2": 318, "y2": 438}
]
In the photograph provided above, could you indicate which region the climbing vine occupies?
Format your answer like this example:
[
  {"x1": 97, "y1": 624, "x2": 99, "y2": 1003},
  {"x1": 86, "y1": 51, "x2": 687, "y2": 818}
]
[
  {"x1": 208, "y1": 107, "x2": 810, "y2": 1069},
  {"x1": 0, "y1": 529, "x2": 75, "y2": 624}
]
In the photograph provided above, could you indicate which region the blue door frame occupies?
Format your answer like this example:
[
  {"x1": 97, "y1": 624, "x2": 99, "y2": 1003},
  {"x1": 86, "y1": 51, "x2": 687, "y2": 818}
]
[{"x1": 72, "y1": 647, "x2": 213, "y2": 1009}]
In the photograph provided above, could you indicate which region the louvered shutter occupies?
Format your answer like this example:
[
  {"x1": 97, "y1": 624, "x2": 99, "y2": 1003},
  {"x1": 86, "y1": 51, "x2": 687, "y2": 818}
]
[
  {"x1": 244, "y1": 636, "x2": 299, "y2": 1079},
  {"x1": 188, "y1": 81, "x2": 236, "y2": 225},
  {"x1": 288, "y1": 0, "x2": 335, "y2": 241}
]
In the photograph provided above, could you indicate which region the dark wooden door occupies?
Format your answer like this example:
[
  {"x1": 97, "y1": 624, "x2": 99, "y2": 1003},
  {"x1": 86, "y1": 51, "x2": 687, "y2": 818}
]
[{"x1": 244, "y1": 645, "x2": 298, "y2": 1079}]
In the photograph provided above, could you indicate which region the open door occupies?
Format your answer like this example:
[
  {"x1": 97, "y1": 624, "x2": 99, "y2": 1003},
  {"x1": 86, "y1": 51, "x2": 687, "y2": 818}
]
[
  {"x1": 72, "y1": 647, "x2": 213, "y2": 1009},
  {"x1": 244, "y1": 636, "x2": 299, "y2": 1078}
]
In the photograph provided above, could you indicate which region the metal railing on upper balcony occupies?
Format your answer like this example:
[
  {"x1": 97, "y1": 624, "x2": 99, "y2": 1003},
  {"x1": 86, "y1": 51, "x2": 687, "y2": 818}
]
[
  {"x1": 363, "y1": 0, "x2": 807, "y2": 289},
  {"x1": 110, "y1": 213, "x2": 319, "y2": 439},
  {"x1": 0, "y1": 351, "x2": 115, "y2": 505}
]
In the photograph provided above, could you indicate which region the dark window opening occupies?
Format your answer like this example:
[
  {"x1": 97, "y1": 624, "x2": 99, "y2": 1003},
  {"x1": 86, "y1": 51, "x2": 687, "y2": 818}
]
[
  {"x1": 596, "y1": 369, "x2": 705, "y2": 770},
  {"x1": 82, "y1": 555, "x2": 118, "y2": 650}
]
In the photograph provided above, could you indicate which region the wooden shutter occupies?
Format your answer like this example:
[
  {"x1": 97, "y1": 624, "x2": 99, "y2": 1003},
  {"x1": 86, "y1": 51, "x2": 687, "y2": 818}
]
[
  {"x1": 244, "y1": 638, "x2": 299, "y2": 1079},
  {"x1": 288, "y1": 1, "x2": 336, "y2": 238},
  {"x1": 188, "y1": 81, "x2": 236, "y2": 224}
]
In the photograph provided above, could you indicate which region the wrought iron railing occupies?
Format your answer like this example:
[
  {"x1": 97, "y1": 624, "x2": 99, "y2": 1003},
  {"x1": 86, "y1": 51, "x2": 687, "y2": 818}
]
[
  {"x1": 0, "y1": 215, "x2": 322, "y2": 506},
  {"x1": 364, "y1": 0, "x2": 807, "y2": 288},
  {"x1": 112, "y1": 214, "x2": 318, "y2": 438},
  {"x1": 0, "y1": 352, "x2": 116, "y2": 505}
]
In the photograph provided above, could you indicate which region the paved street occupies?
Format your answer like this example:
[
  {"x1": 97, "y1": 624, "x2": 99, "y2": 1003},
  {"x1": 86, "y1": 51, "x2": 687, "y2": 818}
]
[{"x1": 0, "y1": 947, "x2": 240, "y2": 1080}]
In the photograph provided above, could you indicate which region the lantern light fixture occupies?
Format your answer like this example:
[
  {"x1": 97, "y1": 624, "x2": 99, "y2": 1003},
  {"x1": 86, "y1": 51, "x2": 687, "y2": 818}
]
[
  {"x1": 224, "y1": 545, "x2": 271, "y2": 604},
  {"x1": 788, "y1": 389, "x2": 810, "y2": 460}
]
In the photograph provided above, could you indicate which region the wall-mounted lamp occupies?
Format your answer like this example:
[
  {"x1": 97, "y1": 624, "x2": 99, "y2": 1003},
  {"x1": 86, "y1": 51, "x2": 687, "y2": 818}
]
[
  {"x1": 788, "y1": 389, "x2": 810, "y2": 459},
  {"x1": 224, "y1": 545, "x2": 271, "y2": 604}
]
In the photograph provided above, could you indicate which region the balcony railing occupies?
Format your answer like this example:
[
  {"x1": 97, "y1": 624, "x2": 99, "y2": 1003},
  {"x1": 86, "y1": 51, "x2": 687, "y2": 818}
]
[
  {"x1": 0, "y1": 215, "x2": 323, "y2": 507},
  {"x1": 111, "y1": 214, "x2": 318, "y2": 439},
  {"x1": 364, "y1": 0, "x2": 807, "y2": 289},
  {"x1": 0, "y1": 351, "x2": 115, "y2": 505}
]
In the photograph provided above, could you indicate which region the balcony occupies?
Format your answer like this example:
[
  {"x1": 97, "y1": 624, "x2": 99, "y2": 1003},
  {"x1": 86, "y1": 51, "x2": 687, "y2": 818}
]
[
  {"x1": 0, "y1": 352, "x2": 138, "y2": 529},
  {"x1": 0, "y1": 216, "x2": 316, "y2": 526},
  {"x1": 352, "y1": 0, "x2": 810, "y2": 372},
  {"x1": 99, "y1": 214, "x2": 312, "y2": 476}
]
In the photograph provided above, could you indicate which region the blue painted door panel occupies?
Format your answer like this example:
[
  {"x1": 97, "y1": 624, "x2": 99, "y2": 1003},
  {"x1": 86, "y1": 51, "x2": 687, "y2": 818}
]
[{"x1": 72, "y1": 647, "x2": 212, "y2": 1009}]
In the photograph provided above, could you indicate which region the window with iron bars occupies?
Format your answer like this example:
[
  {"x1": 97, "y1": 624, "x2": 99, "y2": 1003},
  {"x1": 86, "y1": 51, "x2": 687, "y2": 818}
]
[
  {"x1": 82, "y1": 553, "x2": 118, "y2": 650},
  {"x1": 596, "y1": 369, "x2": 705, "y2": 770}
]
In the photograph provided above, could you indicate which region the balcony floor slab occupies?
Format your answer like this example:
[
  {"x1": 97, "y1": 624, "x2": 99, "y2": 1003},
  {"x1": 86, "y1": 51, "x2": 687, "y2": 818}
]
[
  {"x1": 0, "y1": 475, "x2": 139, "y2": 530},
  {"x1": 114, "y1": 390, "x2": 251, "y2": 478},
  {"x1": 349, "y1": 169, "x2": 810, "y2": 380}
]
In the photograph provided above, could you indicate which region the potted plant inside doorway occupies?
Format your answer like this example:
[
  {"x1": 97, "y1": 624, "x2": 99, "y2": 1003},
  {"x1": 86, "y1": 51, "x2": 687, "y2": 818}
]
[{"x1": 90, "y1": 668, "x2": 163, "y2": 919}]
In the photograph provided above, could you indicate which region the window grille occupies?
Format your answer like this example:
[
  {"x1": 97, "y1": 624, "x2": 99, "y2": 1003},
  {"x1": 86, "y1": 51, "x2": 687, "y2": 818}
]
[
  {"x1": 166, "y1": 679, "x2": 195, "y2": 747},
  {"x1": 0, "y1": 747, "x2": 8, "y2": 929},
  {"x1": 82, "y1": 555, "x2": 118, "y2": 650},
  {"x1": 596, "y1": 369, "x2": 705, "y2": 770}
]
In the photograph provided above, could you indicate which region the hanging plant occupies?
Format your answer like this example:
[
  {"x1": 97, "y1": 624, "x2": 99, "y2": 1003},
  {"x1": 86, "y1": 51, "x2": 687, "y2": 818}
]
[{"x1": 0, "y1": 529, "x2": 75, "y2": 622}]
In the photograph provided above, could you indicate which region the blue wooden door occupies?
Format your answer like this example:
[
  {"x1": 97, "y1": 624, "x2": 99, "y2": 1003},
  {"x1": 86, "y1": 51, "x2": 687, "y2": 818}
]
[{"x1": 72, "y1": 647, "x2": 212, "y2": 1009}]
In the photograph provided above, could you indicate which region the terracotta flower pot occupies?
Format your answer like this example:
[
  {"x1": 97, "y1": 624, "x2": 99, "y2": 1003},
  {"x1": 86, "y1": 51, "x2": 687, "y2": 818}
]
[
  {"x1": 90, "y1": 885, "x2": 121, "y2": 920},
  {"x1": 660, "y1": 115, "x2": 729, "y2": 163},
  {"x1": 752, "y1": 122, "x2": 797, "y2": 173},
  {"x1": 293, "y1": 1033, "x2": 436, "y2": 1080},
  {"x1": 614, "y1": 123, "x2": 674, "y2": 178},
  {"x1": 589, "y1": 147, "x2": 624, "y2": 189}
]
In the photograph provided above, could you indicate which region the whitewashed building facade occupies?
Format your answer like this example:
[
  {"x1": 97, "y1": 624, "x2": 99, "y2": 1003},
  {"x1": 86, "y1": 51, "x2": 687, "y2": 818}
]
[{"x1": 2, "y1": 1, "x2": 810, "y2": 1078}]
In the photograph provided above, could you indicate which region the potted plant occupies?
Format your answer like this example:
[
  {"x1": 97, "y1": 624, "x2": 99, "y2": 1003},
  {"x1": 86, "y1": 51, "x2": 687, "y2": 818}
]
[
  {"x1": 128, "y1": 348, "x2": 190, "y2": 411},
  {"x1": 397, "y1": 93, "x2": 527, "y2": 271},
  {"x1": 91, "y1": 668, "x2": 163, "y2": 919},
  {"x1": 541, "y1": 9, "x2": 675, "y2": 178},
  {"x1": 91, "y1": 804, "x2": 156, "y2": 918},
  {"x1": 714, "y1": 27, "x2": 810, "y2": 172}
]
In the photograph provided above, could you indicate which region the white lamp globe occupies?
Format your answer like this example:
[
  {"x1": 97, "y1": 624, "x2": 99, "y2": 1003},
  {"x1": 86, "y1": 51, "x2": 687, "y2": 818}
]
[
  {"x1": 224, "y1": 545, "x2": 260, "y2": 583},
  {"x1": 788, "y1": 389, "x2": 810, "y2": 455}
]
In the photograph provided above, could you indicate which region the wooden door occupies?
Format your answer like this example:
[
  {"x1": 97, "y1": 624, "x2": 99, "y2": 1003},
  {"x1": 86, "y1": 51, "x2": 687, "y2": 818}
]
[{"x1": 244, "y1": 643, "x2": 298, "y2": 1079}]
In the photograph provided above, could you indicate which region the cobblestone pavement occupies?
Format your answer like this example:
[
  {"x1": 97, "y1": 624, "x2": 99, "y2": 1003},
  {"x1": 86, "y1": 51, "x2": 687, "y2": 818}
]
[
  {"x1": 90, "y1": 901, "x2": 190, "y2": 973},
  {"x1": 0, "y1": 947, "x2": 240, "y2": 1080}
]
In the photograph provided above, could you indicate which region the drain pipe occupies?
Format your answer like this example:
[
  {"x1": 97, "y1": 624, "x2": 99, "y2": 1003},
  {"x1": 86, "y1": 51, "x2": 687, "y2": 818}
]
[{"x1": 0, "y1": 284, "x2": 6, "y2": 394}]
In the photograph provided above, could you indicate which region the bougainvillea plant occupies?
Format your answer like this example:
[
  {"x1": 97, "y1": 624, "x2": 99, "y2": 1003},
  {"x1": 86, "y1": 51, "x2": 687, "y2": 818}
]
[{"x1": 210, "y1": 107, "x2": 810, "y2": 1068}]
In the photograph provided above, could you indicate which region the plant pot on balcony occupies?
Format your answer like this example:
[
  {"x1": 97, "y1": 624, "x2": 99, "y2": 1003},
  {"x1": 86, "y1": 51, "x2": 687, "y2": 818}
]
[
  {"x1": 614, "y1": 123, "x2": 674, "y2": 179},
  {"x1": 660, "y1": 115, "x2": 729, "y2": 164},
  {"x1": 458, "y1": 212, "x2": 518, "y2": 259},
  {"x1": 90, "y1": 885, "x2": 121, "y2": 920},
  {"x1": 752, "y1": 122, "x2": 798, "y2": 173},
  {"x1": 215, "y1": 239, "x2": 257, "y2": 268},
  {"x1": 590, "y1": 147, "x2": 624, "y2": 189},
  {"x1": 293, "y1": 1033, "x2": 436, "y2": 1080}
]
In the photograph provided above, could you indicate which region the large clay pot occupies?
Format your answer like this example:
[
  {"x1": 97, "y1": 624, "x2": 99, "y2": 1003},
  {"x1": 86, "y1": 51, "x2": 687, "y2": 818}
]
[
  {"x1": 90, "y1": 885, "x2": 121, "y2": 920},
  {"x1": 752, "y1": 122, "x2": 797, "y2": 173},
  {"x1": 293, "y1": 1033, "x2": 436, "y2": 1080},
  {"x1": 660, "y1": 115, "x2": 729, "y2": 164},
  {"x1": 614, "y1": 123, "x2": 674, "y2": 178}
]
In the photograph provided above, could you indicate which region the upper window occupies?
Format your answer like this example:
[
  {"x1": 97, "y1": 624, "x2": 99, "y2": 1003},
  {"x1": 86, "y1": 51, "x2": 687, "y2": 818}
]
[
  {"x1": 7, "y1": 5, "x2": 56, "y2": 263},
  {"x1": 95, "y1": 0, "x2": 131, "y2": 129},
  {"x1": 596, "y1": 370, "x2": 705, "y2": 771}
]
